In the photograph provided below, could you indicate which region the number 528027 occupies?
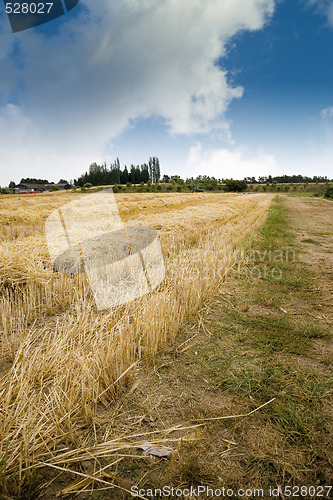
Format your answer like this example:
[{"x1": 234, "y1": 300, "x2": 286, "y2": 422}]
[{"x1": 5, "y1": 3, "x2": 54, "y2": 14}]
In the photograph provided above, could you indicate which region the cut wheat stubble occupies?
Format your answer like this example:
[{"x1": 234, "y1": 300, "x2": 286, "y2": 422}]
[{"x1": 0, "y1": 192, "x2": 273, "y2": 491}]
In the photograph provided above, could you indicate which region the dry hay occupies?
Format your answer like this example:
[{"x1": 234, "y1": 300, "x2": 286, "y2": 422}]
[{"x1": 0, "y1": 191, "x2": 273, "y2": 491}]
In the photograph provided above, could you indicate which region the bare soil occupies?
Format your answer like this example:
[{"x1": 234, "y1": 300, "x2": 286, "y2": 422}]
[{"x1": 282, "y1": 196, "x2": 333, "y2": 353}]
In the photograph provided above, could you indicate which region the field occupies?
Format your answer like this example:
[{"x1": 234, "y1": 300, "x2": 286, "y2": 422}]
[
  {"x1": 245, "y1": 182, "x2": 330, "y2": 197},
  {"x1": 0, "y1": 191, "x2": 332, "y2": 498},
  {"x1": 0, "y1": 191, "x2": 277, "y2": 498}
]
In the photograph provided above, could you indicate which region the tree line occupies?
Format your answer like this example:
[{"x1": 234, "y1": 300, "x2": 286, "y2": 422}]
[
  {"x1": 245, "y1": 174, "x2": 331, "y2": 184},
  {"x1": 75, "y1": 163, "x2": 331, "y2": 188},
  {"x1": 4, "y1": 157, "x2": 332, "y2": 194},
  {"x1": 74, "y1": 157, "x2": 160, "y2": 187}
]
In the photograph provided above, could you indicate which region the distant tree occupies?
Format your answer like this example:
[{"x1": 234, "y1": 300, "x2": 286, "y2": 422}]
[
  {"x1": 154, "y1": 157, "x2": 160, "y2": 183},
  {"x1": 50, "y1": 185, "x2": 60, "y2": 191},
  {"x1": 148, "y1": 156, "x2": 161, "y2": 183},
  {"x1": 109, "y1": 160, "x2": 121, "y2": 184},
  {"x1": 76, "y1": 163, "x2": 103, "y2": 186},
  {"x1": 135, "y1": 166, "x2": 142, "y2": 183},
  {"x1": 120, "y1": 166, "x2": 129, "y2": 184},
  {"x1": 9, "y1": 181, "x2": 15, "y2": 188},
  {"x1": 20, "y1": 178, "x2": 49, "y2": 184},
  {"x1": 130, "y1": 165, "x2": 137, "y2": 184},
  {"x1": 258, "y1": 176, "x2": 267, "y2": 184},
  {"x1": 74, "y1": 156, "x2": 164, "y2": 187},
  {"x1": 58, "y1": 179, "x2": 69, "y2": 184},
  {"x1": 148, "y1": 157, "x2": 153, "y2": 182},
  {"x1": 140, "y1": 164, "x2": 149, "y2": 183},
  {"x1": 324, "y1": 184, "x2": 333, "y2": 199},
  {"x1": 244, "y1": 176, "x2": 257, "y2": 184},
  {"x1": 224, "y1": 179, "x2": 247, "y2": 192},
  {"x1": 171, "y1": 176, "x2": 184, "y2": 184}
]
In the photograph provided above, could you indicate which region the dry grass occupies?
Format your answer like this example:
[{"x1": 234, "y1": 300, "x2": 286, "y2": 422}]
[{"x1": 0, "y1": 191, "x2": 272, "y2": 495}]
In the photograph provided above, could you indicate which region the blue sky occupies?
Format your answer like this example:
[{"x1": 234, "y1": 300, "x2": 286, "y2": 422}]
[{"x1": 0, "y1": 0, "x2": 333, "y2": 185}]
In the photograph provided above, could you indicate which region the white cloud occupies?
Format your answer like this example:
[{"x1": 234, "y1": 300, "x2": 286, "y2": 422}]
[
  {"x1": 329, "y1": 2, "x2": 333, "y2": 24},
  {"x1": 321, "y1": 106, "x2": 333, "y2": 118},
  {"x1": 306, "y1": 0, "x2": 333, "y2": 26},
  {"x1": 0, "y1": 0, "x2": 275, "y2": 184},
  {"x1": 185, "y1": 142, "x2": 280, "y2": 180},
  {"x1": 307, "y1": 136, "x2": 333, "y2": 175}
]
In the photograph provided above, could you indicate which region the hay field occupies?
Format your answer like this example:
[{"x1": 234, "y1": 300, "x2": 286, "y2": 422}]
[{"x1": 0, "y1": 191, "x2": 272, "y2": 494}]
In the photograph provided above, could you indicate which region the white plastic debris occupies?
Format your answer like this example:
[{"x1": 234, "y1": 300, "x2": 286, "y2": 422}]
[{"x1": 138, "y1": 441, "x2": 172, "y2": 459}]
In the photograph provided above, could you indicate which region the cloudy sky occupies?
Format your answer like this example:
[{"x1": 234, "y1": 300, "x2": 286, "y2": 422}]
[{"x1": 0, "y1": 0, "x2": 333, "y2": 186}]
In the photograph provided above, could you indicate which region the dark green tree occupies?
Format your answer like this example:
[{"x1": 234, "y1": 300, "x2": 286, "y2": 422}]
[
  {"x1": 120, "y1": 166, "x2": 129, "y2": 184},
  {"x1": 109, "y1": 162, "x2": 121, "y2": 184},
  {"x1": 224, "y1": 179, "x2": 247, "y2": 192},
  {"x1": 20, "y1": 178, "x2": 49, "y2": 184},
  {"x1": 324, "y1": 184, "x2": 333, "y2": 199},
  {"x1": 135, "y1": 166, "x2": 142, "y2": 183},
  {"x1": 140, "y1": 164, "x2": 149, "y2": 183},
  {"x1": 130, "y1": 165, "x2": 137, "y2": 184}
]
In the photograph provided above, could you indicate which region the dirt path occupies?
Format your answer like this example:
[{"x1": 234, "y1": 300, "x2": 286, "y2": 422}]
[{"x1": 282, "y1": 195, "x2": 333, "y2": 327}]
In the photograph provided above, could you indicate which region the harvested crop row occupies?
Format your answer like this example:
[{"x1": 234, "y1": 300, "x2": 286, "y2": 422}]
[{"x1": 0, "y1": 192, "x2": 272, "y2": 489}]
